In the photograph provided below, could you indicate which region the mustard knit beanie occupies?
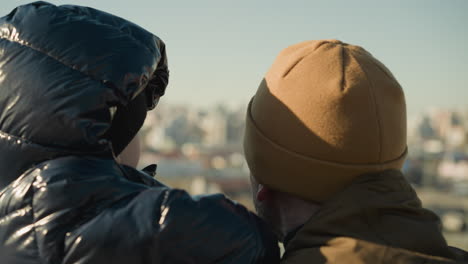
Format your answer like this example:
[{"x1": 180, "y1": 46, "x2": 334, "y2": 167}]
[{"x1": 244, "y1": 40, "x2": 407, "y2": 202}]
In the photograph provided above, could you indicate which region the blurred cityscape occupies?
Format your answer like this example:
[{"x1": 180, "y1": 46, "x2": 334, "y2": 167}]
[{"x1": 139, "y1": 103, "x2": 468, "y2": 249}]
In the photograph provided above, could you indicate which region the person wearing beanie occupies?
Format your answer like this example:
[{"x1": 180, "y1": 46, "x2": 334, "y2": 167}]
[
  {"x1": 0, "y1": 2, "x2": 280, "y2": 263},
  {"x1": 244, "y1": 39, "x2": 468, "y2": 263}
]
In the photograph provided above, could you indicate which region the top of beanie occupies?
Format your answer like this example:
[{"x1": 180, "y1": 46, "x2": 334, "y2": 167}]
[{"x1": 243, "y1": 40, "x2": 407, "y2": 201}]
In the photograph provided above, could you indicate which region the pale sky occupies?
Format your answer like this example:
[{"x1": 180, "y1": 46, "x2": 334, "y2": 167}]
[{"x1": 1, "y1": 0, "x2": 467, "y2": 116}]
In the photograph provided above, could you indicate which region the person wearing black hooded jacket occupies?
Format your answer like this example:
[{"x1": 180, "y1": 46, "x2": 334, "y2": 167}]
[{"x1": 0, "y1": 2, "x2": 280, "y2": 263}]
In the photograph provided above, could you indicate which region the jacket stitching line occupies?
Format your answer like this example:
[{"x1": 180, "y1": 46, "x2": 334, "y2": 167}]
[
  {"x1": 0, "y1": 129, "x2": 108, "y2": 155},
  {"x1": 73, "y1": 19, "x2": 157, "y2": 57},
  {"x1": 43, "y1": 6, "x2": 157, "y2": 57},
  {"x1": 0, "y1": 36, "x2": 106, "y2": 87}
]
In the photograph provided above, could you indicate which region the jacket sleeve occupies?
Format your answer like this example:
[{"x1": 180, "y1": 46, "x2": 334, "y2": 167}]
[
  {"x1": 151, "y1": 189, "x2": 280, "y2": 263},
  {"x1": 62, "y1": 186, "x2": 280, "y2": 264}
]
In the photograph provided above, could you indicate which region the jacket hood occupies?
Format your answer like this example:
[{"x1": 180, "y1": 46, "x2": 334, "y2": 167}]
[
  {"x1": 283, "y1": 170, "x2": 468, "y2": 263},
  {"x1": 0, "y1": 1, "x2": 168, "y2": 188}
]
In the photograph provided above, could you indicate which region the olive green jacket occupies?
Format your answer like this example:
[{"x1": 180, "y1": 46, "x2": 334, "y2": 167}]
[{"x1": 282, "y1": 170, "x2": 468, "y2": 264}]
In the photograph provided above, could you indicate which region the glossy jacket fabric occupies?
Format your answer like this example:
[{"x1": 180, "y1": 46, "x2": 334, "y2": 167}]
[
  {"x1": 281, "y1": 170, "x2": 468, "y2": 264},
  {"x1": 0, "y1": 2, "x2": 279, "y2": 263}
]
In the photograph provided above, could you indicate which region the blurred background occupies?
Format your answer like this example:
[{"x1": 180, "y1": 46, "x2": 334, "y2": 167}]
[{"x1": 2, "y1": 0, "x2": 467, "y2": 249}]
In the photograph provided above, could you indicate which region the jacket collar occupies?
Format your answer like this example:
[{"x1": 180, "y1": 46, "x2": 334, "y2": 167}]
[
  {"x1": 283, "y1": 170, "x2": 465, "y2": 263},
  {"x1": 283, "y1": 224, "x2": 303, "y2": 248}
]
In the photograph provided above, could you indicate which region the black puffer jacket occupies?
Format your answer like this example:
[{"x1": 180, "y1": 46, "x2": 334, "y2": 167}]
[{"x1": 0, "y1": 2, "x2": 279, "y2": 263}]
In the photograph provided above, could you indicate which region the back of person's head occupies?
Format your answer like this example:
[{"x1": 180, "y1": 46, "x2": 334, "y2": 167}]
[
  {"x1": 0, "y1": 2, "x2": 168, "y2": 188},
  {"x1": 244, "y1": 39, "x2": 406, "y2": 203}
]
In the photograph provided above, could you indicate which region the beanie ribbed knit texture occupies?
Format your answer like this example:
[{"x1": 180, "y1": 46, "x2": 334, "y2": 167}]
[{"x1": 244, "y1": 40, "x2": 407, "y2": 202}]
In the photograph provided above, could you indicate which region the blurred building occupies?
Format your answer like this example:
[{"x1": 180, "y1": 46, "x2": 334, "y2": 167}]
[
  {"x1": 139, "y1": 103, "x2": 468, "y2": 249},
  {"x1": 406, "y1": 108, "x2": 468, "y2": 188}
]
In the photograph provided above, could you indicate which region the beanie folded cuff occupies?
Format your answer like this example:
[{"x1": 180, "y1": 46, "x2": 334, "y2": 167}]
[{"x1": 243, "y1": 98, "x2": 407, "y2": 202}]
